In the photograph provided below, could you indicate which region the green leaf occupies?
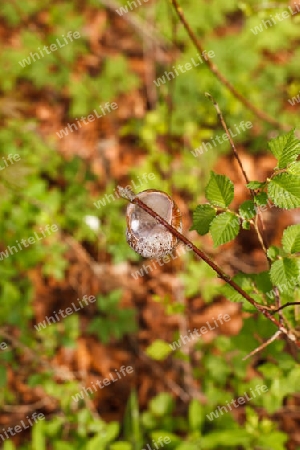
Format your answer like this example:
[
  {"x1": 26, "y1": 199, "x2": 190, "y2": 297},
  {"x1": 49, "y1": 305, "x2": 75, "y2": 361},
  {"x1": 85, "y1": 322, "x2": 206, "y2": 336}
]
[
  {"x1": 267, "y1": 246, "x2": 281, "y2": 261},
  {"x1": 0, "y1": 366, "x2": 7, "y2": 388},
  {"x1": 254, "y1": 192, "x2": 268, "y2": 206},
  {"x1": 239, "y1": 200, "x2": 256, "y2": 219},
  {"x1": 145, "y1": 339, "x2": 172, "y2": 361},
  {"x1": 123, "y1": 390, "x2": 142, "y2": 447},
  {"x1": 268, "y1": 129, "x2": 300, "y2": 169},
  {"x1": 220, "y1": 273, "x2": 254, "y2": 303},
  {"x1": 287, "y1": 161, "x2": 300, "y2": 175},
  {"x1": 254, "y1": 271, "x2": 273, "y2": 295},
  {"x1": 189, "y1": 399, "x2": 205, "y2": 431},
  {"x1": 110, "y1": 443, "x2": 132, "y2": 450},
  {"x1": 270, "y1": 258, "x2": 299, "y2": 290},
  {"x1": 267, "y1": 173, "x2": 300, "y2": 209},
  {"x1": 209, "y1": 212, "x2": 240, "y2": 247},
  {"x1": 191, "y1": 204, "x2": 216, "y2": 235},
  {"x1": 205, "y1": 172, "x2": 234, "y2": 208},
  {"x1": 282, "y1": 224, "x2": 300, "y2": 253},
  {"x1": 150, "y1": 431, "x2": 181, "y2": 447},
  {"x1": 242, "y1": 220, "x2": 251, "y2": 230},
  {"x1": 149, "y1": 393, "x2": 174, "y2": 417},
  {"x1": 246, "y1": 180, "x2": 265, "y2": 189},
  {"x1": 32, "y1": 420, "x2": 46, "y2": 450}
]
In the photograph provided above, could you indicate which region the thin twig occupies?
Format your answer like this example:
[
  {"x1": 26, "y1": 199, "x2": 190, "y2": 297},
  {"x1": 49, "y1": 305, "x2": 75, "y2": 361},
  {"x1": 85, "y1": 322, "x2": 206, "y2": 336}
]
[
  {"x1": 117, "y1": 187, "x2": 299, "y2": 348},
  {"x1": 271, "y1": 302, "x2": 300, "y2": 314},
  {"x1": 170, "y1": 0, "x2": 289, "y2": 131},
  {"x1": 205, "y1": 93, "x2": 250, "y2": 184},
  {"x1": 242, "y1": 331, "x2": 283, "y2": 360}
]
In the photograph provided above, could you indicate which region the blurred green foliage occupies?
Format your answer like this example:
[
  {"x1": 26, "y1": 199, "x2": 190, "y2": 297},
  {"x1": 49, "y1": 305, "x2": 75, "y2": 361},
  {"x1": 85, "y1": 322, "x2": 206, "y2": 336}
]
[{"x1": 0, "y1": 0, "x2": 300, "y2": 448}]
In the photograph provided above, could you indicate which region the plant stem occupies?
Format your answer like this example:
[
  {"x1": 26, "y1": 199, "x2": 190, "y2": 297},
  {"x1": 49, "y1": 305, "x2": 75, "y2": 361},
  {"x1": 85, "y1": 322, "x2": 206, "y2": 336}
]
[
  {"x1": 121, "y1": 190, "x2": 299, "y2": 348},
  {"x1": 205, "y1": 93, "x2": 250, "y2": 185},
  {"x1": 170, "y1": 0, "x2": 289, "y2": 131}
]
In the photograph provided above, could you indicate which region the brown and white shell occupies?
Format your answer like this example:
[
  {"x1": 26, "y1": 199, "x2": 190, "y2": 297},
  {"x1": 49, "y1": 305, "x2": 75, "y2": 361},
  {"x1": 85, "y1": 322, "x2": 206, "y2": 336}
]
[{"x1": 126, "y1": 190, "x2": 182, "y2": 258}]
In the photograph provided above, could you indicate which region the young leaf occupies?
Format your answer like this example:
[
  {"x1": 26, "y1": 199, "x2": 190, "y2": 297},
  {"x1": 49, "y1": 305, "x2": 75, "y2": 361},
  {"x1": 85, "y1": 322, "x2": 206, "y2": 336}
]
[
  {"x1": 282, "y1": 224, "x2": 300, "y2": 254},
  {"x1": 205, "y1": 172, "x2": 234, "y2": 208},
  {"x1": 246, "y1": 180, "x2": 265, "y2": 190},
  {"x1": 270, "y1": 257, "x2": 299, "y2": 290},
  {"x1": 209, "y1": 212, "x2": 240, "y2": 247},
  {"x1": 239, "y1": 200, "x2": 256, "y2": 219},
  {"x1": 254, "y1": 192, "x2": 268, "y2": 206},
  {"x1": 267, "y1": 245, "x2": 281, "y2": 261},
  {"x1": 268, "y1": 129, "x2": 300, "y2": 169},
  {"x1": 267, "y1": 173, "x2": 300, "y2": 209},
  {"x1": 191, "y1": 204, "x2": 216, "y2": 235},
  {"x1": 242, "y1": 220, "x2": 251, "y2": 230}
]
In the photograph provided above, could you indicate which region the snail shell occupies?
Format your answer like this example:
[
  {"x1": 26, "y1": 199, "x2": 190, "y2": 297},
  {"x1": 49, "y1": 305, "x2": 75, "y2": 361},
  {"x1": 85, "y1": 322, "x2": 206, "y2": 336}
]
[{"x1": 126, "y1": 189, "x2": 182, "y2": 258}]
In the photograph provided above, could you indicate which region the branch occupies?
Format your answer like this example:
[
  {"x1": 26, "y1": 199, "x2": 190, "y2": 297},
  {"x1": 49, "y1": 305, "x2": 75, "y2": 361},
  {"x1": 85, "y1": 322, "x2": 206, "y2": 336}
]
[
  {"x1": 242, "y1": 330, "x2": 283, "y2": 361},
  {"x1": 271, "y1": 302, "x2": 300, "y2": 314},
  {"x1": 117, "y1": 186, "x2": 300, "y2": 349},
  {"x1": 205, "y1": 93, "x2": 250, "y2": 184},
  {"x1": 170, "y1": 0, "x2": 289, "y2": 131}
]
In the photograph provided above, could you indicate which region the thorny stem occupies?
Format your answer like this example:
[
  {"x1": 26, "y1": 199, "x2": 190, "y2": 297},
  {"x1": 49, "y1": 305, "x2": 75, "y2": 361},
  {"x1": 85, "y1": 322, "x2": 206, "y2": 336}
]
[
  {"x1": 118, "y1": 186, "x2": 300, "y2": 349},
  {"x1": 170, "y1": 0, "x2": 289, "y2": 131}
]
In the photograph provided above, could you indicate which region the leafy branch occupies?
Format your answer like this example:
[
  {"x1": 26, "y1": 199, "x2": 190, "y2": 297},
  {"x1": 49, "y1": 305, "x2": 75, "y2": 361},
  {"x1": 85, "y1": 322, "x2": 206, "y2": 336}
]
[{"x1": 118, "y1": 187, "x2": 300, "y2": 350}]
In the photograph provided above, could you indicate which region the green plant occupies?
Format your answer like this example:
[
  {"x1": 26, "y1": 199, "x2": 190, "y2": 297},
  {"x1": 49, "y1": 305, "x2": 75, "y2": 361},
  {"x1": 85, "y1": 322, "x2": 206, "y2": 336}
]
[
  {"x1": 88, "y1": 290, "x2": 137, "y2": 343},
  {"x1": 121, "y1": 125, "x2": 300, "y2": 355}
]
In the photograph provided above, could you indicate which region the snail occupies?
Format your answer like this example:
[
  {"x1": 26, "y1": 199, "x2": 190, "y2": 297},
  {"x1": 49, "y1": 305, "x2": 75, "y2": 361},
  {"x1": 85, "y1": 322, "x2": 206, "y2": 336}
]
[{"x1": 126, "y1": 190, "x2": 182, "y2": 258}]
